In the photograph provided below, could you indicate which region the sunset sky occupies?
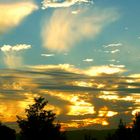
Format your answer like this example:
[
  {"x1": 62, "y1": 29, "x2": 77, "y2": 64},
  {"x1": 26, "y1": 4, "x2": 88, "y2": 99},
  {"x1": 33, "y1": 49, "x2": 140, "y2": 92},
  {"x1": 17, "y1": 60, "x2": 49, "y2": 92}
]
[{"x1": 0, "y1": 0, "x2": 140, "y2": 130}]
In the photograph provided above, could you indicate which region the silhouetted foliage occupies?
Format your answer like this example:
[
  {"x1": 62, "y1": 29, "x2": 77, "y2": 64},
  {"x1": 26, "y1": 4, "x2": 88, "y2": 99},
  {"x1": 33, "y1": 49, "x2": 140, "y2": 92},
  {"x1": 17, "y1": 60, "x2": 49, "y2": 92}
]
[
  {"x1": 17, "y1": 97, "x2": 66, "y2": 140},
  {"x1": 132, "y1": 112, "x2": 140, "y2": 140},
  {"x1": 114, "y1": 119, "x2": 132, "y2": 140},
  {"x1": 106, "y1": 113, "x2": 140, "y2": 140},
  {"x1": 0, "y1": 122, "x2": 16, "y2": 140}
]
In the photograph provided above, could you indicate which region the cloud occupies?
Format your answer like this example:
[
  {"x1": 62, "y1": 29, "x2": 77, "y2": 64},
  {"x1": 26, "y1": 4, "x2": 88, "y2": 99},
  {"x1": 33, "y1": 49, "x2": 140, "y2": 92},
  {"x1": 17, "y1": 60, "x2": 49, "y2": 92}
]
[
  {"x1": 0, "y1": 66, "x2": 140, "y2": 129},
  {"x1": 110, "y1": 49, "x2": 120, "y2": 54},
  {"x1": 108, "y1": 59, "x2": 118, "y2": 62},
  {"x1": 26, "y1": 64, "x2": 83, "y2": 76},
  {"x1": 109, "y1": 64, "x2": 125, "y2": 68},
  {"x1": 103, "y1": 43, "x2": 122, "y2": 48},
  {"x1": 0, "y1": 1, "x2": 38, "y2": 34},
  {"x1": 41, "y1": 0, "x2": 92, "y2": 9},
  {"x1": 85, "y1": 65, "x2": 126, "y2": 76},
  {"x1": 41, "y1": 53, "x2": 55, "y2": 57},
  {"x1": 42, "y1": 7, "x2": 119, "y2": 52},
  {"x1": 0, "y1": 44, "x2": 31, "y2": 52},
  {"x1": 27, "y1": 63, "x2": 126, "y2": 77},
  {"x1": 0, "y1": 44, "x2": 31, "y2": 68},
  {"x1": 129, "y1": 74, "x2": 140, "y2": 78},
  {"x1": 83, "y1": 59, "x2": 94, "y2": 62},
  {"x1": 71, "y1": 10, "x2": 80, "y2": 15}
]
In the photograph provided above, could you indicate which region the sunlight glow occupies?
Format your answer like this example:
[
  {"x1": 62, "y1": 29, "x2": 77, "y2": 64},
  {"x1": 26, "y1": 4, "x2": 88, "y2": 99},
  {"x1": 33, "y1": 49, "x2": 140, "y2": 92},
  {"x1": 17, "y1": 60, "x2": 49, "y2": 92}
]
[
  {"x1": 43, "y1": 91, "x2": 95, "y2": 116},
  {"x1": 73, "y1": 81, "x2": 93, "y2": 87},
  {"x1": 98, "y1": 106, "x2": 118, "y2": 117},
  {"x1": 61, "y1": 118, "x2": 109, "y2": 129},
  {"x1": 85, "y1": 66, "x2": 125, "y2": 76}
]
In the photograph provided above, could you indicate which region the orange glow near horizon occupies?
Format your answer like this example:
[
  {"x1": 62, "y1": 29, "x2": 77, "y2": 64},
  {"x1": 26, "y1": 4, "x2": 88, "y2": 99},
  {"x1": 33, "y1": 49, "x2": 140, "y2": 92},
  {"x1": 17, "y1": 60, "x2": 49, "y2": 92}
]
[
  {"x1": 61, "y1": 118, "x2": 109, "y2": 130},
  {"x1": 0, "y1": 73, "x2": 140, "y2": 130}
]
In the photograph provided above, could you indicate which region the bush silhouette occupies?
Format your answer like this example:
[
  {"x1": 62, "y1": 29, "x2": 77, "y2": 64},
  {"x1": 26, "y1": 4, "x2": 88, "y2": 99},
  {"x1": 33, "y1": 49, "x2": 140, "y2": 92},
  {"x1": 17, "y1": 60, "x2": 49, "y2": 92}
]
[
  {"x1": 17, "y1": 97, "x2": 66, "y2": 140},
  {"x1": 0, "y1": 122, "x2": 16, "y2": 140}
]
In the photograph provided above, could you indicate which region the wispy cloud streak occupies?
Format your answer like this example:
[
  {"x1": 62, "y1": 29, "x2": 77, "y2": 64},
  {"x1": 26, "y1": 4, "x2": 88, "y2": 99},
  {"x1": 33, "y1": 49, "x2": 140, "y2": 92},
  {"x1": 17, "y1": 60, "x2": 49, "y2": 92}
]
[{"x1": 42, "y1": 8, "x2": 119, "y2": 52}]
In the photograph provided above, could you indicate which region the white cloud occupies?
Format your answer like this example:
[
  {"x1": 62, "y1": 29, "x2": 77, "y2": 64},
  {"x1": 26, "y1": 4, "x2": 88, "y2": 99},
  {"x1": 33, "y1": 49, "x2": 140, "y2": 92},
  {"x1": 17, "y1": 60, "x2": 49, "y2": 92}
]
[
  {"x1": 104, "y1": 43, "x2": 122, "y2": 48},
  {"x1": 0, "y1": 44, "x2": 31, "y2": 52},
  {"x1": 42, "y1": 8, "x2": 119, "y2": 52},
  {"x1": 41, "y1": 53, "x2": 55, "y2": 57},
  {"x1": 0, "y1": 1, "x2": 38, "y2": 34},
  {"x1": 109, "y1": 64, "x2": 125, "y2": 68},
  {"x1": 110, "y1": 49, "x2": 120, "y2": 54},
  {"x1": 108, "y1": 59, "x2": 116, "y2": 62},
  {"x1": 71, "y1": 10, "x2": 80, "y2": 15},
  {"x1": 41, "y1": 0, "x2": 92, "y2": 9},
  {"x1": 83, "y1": 58, "x2": 93, "y2": 62},
  {"x1": 0, "y1": 44, "x2": 31, "y2": 68}
]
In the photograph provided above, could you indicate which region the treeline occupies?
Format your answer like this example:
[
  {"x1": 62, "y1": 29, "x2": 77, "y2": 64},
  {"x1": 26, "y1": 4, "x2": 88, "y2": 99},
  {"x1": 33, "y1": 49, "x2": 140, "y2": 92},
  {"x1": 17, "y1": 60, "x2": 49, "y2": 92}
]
[
  {"x1": 105, "y1": 113, "x2": 140, "y2": 140},
  {"x1": 0, "y1": 97, "x2": 140, "y2": 140}
]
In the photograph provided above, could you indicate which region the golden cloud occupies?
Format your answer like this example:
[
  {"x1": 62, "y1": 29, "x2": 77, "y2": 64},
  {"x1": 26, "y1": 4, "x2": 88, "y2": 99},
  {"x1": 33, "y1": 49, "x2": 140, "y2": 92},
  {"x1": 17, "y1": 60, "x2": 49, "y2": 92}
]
[
  {"x1": 0, "y1": 1, "x2": 38, "y2": 34},
  {"x1": 61, "y1": 118, "x2": 109, "y2": 130},
  {"x1": 85, "y1": 65, "x2": 126, "y2": 76}
]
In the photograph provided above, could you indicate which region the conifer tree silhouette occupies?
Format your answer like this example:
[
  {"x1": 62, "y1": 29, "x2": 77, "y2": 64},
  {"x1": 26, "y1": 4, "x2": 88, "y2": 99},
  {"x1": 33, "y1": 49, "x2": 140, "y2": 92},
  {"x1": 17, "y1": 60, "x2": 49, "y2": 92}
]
[
  {"x1": 105, "y1": 112, "x2": 140, "y2": 140},
  {"x1": 17, "y1": 97, "x2": 66, "y2": 140},
  {"x1": 132, "y1": 112, "x2": 140, "y2": 140},
  {"x1": 114, "y1": 119, "x2": 131, "y2": 140}
]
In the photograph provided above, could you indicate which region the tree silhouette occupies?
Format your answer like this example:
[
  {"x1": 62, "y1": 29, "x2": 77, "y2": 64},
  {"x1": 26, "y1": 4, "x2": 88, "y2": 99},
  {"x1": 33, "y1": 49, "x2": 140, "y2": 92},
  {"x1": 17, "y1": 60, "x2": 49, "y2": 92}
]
[
  {"x1": 114, "y1": 119, "x2": 132, "y2": 140},
  {"x1": 0, "y1": 122, "x2": 16, "y2": 140},
  {"x1": 17, "y1": 97, "x2": 66, "y2": 140},
  {"x1": 132, "y1": 112, "x2": 140, "y2": 140},
  {"x1": 105, "y1": 119, "x2": 132, "y2": 140},
  {"x1": 105, "y1": 113, "x2": 140, "y2": 140}
]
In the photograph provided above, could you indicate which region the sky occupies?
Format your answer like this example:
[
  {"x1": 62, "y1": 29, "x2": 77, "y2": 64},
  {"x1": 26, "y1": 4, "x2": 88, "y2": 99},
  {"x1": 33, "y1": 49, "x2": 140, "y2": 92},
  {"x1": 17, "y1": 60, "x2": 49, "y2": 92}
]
[{"x1": 0, "y1": 0, "x2": 140, "y2": 130}]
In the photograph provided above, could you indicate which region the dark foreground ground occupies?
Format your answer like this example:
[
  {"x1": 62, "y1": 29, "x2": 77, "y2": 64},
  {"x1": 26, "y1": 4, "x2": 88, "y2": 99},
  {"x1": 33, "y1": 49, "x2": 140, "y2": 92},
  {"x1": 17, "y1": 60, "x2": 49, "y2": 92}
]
[
  {"x1": 16, "y1": 129, "x2": 115, "y2": 140},
  {"x1": 66, "y1": 129, "x2": 115, "y2": 140}
]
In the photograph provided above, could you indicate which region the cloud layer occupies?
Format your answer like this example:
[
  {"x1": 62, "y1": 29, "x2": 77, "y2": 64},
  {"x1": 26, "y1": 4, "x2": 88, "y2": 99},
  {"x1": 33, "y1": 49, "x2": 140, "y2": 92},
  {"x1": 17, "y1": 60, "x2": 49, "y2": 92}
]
[
  {"x1": 0, "y1": 64, "x2": 140, "y2": 129},
  {"x1": 42, "y1": 8, "x2": 119, "y2": 52},
  {"x1": 0, "y1": 1, "x2": 38, "y2": 34}
]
